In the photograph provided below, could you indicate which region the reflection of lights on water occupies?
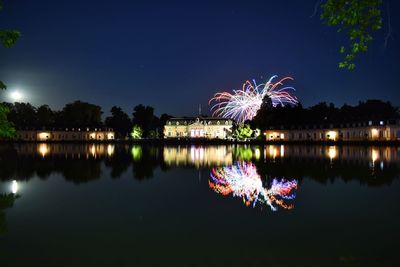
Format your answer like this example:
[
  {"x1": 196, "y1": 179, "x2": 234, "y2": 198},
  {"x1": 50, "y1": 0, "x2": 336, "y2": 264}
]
[
  {"x1": 254, "y1": 148, "x2": 260, "y2": 160},
  {"x1": 38, "y1": 143, "x2": 50, "y2": 158},
  {"x1": 209, "y1": 161, "x2": 298, "y2": 211},
  {"x1": 328, "y1": 146, "x2": 337, "y2": 161},
  {"x1": 190, "y1": 147, "x2": 204, "y2": 161},
  {"x1": 268, "y1": 146, "x2": 278, "y2": 159},
  {"x1": 131, "y1": 146, "x2": 142, "y2": 160},
  {"x1": 11, "y1": 180, "x2": 19, "y2": 194},
  {"x1": 107, "y1": 144, "x2": 115, "y2": 157},
  {"x1": 370, "y1": 148, "x2": 380, "y2": 170},
  {"x1": 90, "y1": 145, "x2": 96, "y2": 157},
  {"x1": 371, "y1": 149, "x2": 379, "y2": 163},
  {"x1": 164, "y1": 146, "x2": 232, "y2": 167},
  {"x1": 280, "y1": 145, "x2": 285, "y2": 158}
]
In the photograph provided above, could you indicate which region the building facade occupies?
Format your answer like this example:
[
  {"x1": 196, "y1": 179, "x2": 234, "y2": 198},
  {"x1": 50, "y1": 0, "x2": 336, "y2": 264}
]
[
  {"x1": 264, "y1": 120, "x2": 400, "y2": 142},
  {"x1": 164, "y1": 117, "x2": 234, "y2": 139},
  {"x1": 16, "y1": 128, "x2": 115, "y2": 141}
]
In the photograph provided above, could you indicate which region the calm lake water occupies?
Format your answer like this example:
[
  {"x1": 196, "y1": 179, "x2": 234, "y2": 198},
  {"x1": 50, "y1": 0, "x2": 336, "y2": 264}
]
[{"x1": 1, "y1": 143, "x2": 399, "y2": 267}]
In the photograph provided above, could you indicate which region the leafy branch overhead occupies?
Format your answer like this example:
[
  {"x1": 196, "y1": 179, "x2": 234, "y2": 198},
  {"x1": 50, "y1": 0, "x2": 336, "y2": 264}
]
[
  {"x1": 0, "y1": 81, "x2": 6, "y2": 90},
  {"x1": 0, "y1": 1, "x2": 21, "y2": 90},
  {"x1": 321, "y1": 0, "x2": 382, "y2": 70},
  {"x1": 0, "y1": 30, "x2": 20, "y2": 48}
]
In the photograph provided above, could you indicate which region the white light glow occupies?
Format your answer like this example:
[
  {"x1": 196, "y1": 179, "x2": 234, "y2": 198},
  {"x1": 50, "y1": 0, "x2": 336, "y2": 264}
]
[
  {"x1": 328, "y1": 146, "x2": 337, "y2": 160},
  {"x1": 38, "y1": 143, "x2": 50, "y2": 157},
  {"x1": 107, "y1": 144, "x2": 115, "y2": 157},
  {"x1": 11, "y1": 180, "x2": 19, "y2": 194},
  {"x1": 10, "y1": 90, "x2": 23, "y2": 101}
]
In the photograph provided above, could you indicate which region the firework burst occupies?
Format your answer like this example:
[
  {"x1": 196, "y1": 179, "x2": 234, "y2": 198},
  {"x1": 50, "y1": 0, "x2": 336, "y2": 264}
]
[
  {"x1": 209, "y1": 161, "x2": 298, "y2": 211},
  {"x1": 209, "y1": 75, "x2": 298, "y2": 123}
]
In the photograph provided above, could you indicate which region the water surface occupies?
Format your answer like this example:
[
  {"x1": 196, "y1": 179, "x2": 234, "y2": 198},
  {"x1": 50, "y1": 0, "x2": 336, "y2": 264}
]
[{"x1": 1, "y1": 143, "x2": 399, "y2": 267}]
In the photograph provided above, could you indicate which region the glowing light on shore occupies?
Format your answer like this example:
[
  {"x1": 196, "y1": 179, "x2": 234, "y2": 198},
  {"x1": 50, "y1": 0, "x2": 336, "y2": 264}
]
[
  {"x1": 209, "y1": 161, "x2": 298, "y2": 211},
  {"x1": 209, "y1": 75, "x2": 298, "y2": 123}
]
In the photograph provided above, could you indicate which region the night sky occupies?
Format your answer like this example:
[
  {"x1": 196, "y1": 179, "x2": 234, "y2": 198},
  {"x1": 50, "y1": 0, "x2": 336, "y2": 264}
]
[{"x1": 1, "y1": 0, "x2": 399, "y2": 117}]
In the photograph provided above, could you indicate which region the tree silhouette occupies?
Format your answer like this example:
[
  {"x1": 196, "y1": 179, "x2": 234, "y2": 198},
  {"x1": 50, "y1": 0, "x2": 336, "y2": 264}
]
[
  {"x1": 132, "y1": 104, "x2": 158, "y2": 138},
  {"x1": 320, "y1": 0, "x2": 383, "y2": 70},
  {"x1": 105, "y1": 106, "x2": 132, "y2": 139}
]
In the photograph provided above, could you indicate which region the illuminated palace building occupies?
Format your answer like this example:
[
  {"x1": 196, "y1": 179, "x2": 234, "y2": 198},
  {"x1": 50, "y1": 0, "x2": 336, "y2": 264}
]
[
  {"x1": 265, "y1": 120, "x2": 400, "y2": 142},
  {"x1": 16, "y1": 127, "x2": 115, "y2": 141},
  {"x1": 164, "y1": 117, "x2": 233, "y2": 139}
]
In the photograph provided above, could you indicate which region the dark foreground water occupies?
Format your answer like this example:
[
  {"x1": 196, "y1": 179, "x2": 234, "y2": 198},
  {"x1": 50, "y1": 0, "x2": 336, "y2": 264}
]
[{"x1": 0, "y1": 143, "x2": 399, "y2": 267}]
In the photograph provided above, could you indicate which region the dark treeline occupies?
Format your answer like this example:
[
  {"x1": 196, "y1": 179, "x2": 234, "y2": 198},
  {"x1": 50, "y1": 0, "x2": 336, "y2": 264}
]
[
  {"x1": 3, "y1": 99, "x2": 400, "y2": 138},
  {"x1": 1, "y1": 101, "x2": 173, "y2": 138},
  {"x1": 251, "y1": 99, "x2": 400, "y2": 130}
]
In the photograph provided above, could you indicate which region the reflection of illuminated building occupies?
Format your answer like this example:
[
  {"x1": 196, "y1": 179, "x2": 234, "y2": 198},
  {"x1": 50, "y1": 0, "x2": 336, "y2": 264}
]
[
  {"x1": 163, "y1": 146, "x2": 233, "y2": 167},
  {"x1": 17, "y1": 143, "x2": 118, "y2": 158},
  {"x1": 269, "y1": 146, "x2": 400, "y2": 163},
  {"x1": 38, "y1": 143, "x2": 50, "y2": 158},
  {"x1": 209, "y1": 162, "x2": 298, "y2": 211},
  {"x1": 265, "y1": 145, "x2": 284, "y2": 159},
  {"x1": 328, "y1": 146, "x2": 337, "y2": 161},
  {"x1": 107, "y1": 144, "x2": 115, "y2": 157},
  {"x1": 371, "y1": 148, "x2": 379, "y2": 163},
  {"x1": 269, "y1": 146, "x2": 278, "y2": 159},
  {"x1": 371, "y1": 147, "x2": 381, "y2": 169}
]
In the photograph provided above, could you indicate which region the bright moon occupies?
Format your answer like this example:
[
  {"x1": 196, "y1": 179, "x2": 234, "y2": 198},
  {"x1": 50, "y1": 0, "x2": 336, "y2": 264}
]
[{"x1": 10, "y1": 90, "x2": 23, "y2": 101}]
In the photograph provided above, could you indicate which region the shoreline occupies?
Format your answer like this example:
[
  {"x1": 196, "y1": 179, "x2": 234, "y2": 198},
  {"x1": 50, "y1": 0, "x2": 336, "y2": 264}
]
[{"x1": 1, "y1": 139, "x2": 400, "y2": 146}]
